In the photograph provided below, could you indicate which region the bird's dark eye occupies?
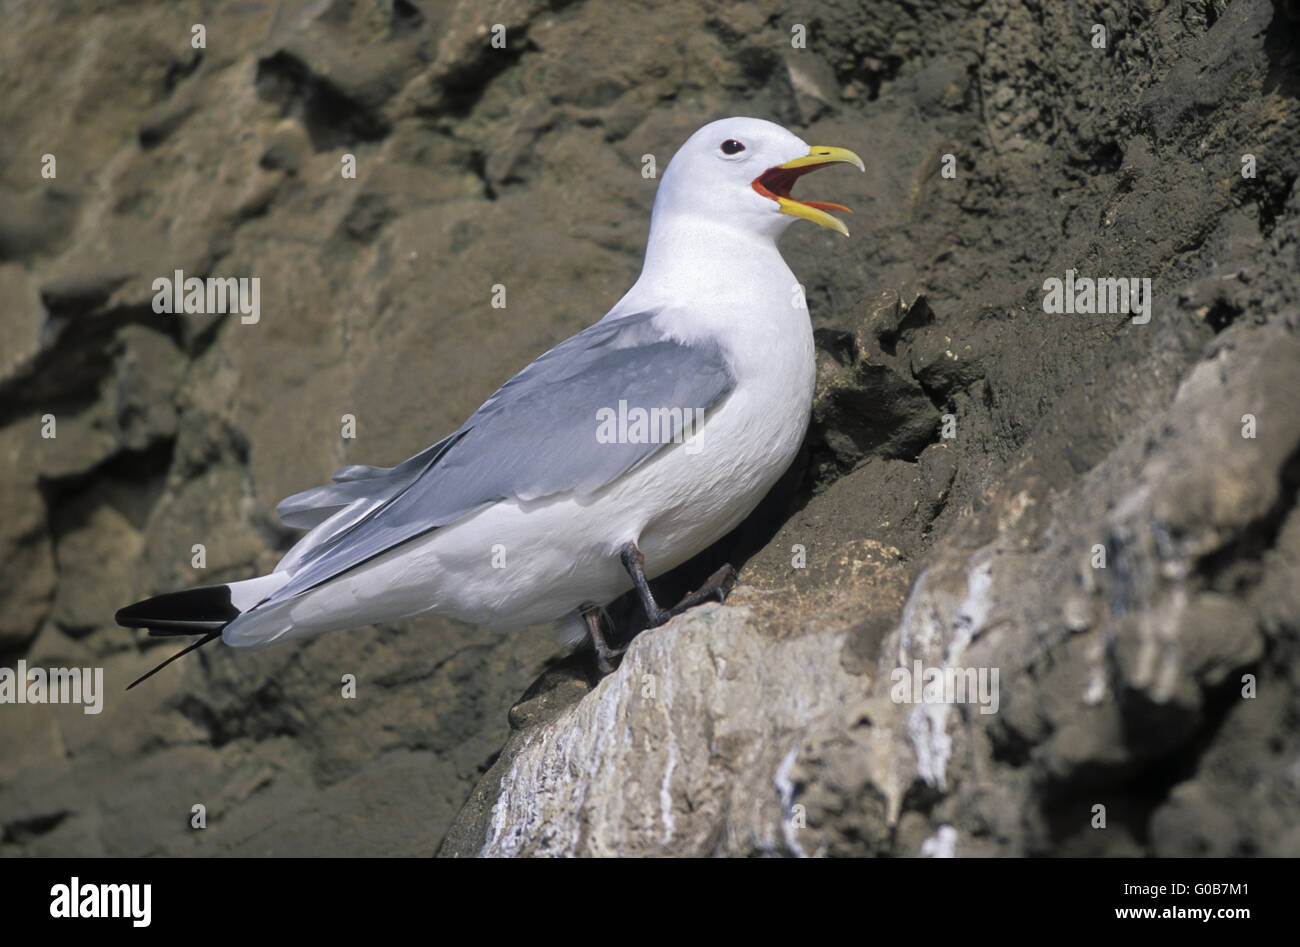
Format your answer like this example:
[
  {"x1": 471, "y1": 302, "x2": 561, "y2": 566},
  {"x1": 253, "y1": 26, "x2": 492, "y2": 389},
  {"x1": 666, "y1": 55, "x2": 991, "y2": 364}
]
[{"x1": 720, "y1": 139, "x2": 745, "y2": 155}]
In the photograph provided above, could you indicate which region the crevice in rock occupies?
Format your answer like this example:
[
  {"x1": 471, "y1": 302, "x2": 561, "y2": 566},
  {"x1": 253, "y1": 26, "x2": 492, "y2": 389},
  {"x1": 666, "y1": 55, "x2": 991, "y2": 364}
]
[
  {"x1": 1197, "y1": 441, "x2": 1300, "y2": 593},
  {"x1": 173, "y1": 682, "x2": 300, "y2": 750},
  {"x1": 164, "y1": 50, "x2": 203, "y2": 95},
  {"x1": 419, "y1": 37, "x2": 539, "y2": 120},
  {"x1": 0, "y1": 300, "x2": 191, "y2": 429},
  {"x1": 390, "y1": 0, "x2": 424, "y2": 32},
  {"x1": 255, "y1": 51, "x2": 392, "y2": 150},
  {"x1": 2, "y1": 810, "x2": 71, "y2": 845},
  {"x1": 38, "y1": 438, "x2": 176, "y2": 546},
  {"x1": 1037, "y1": 654, "x2": 1262, "y2": 853}
]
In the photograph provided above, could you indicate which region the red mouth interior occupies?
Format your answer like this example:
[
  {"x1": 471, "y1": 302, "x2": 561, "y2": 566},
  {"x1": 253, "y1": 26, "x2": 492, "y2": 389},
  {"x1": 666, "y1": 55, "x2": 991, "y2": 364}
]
[{"x1": 752, "y1": 164, "x2": 852, "y2": 213}]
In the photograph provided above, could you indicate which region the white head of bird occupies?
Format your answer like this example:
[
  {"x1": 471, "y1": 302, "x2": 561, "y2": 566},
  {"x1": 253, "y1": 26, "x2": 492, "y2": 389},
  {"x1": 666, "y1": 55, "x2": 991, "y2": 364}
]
[
  {"x1": 650, "y1": 116, "x2": 864, "y2": 243},
  {"x1": 623, "y1": 117, "x2": 863, "y2": 313}
]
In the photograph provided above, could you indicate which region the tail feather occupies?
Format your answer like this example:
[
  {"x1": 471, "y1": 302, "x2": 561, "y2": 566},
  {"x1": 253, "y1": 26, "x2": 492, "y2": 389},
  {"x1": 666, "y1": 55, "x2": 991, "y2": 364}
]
[{"x1": 116, "y1": 574, "x2": 291, "y2": 688}]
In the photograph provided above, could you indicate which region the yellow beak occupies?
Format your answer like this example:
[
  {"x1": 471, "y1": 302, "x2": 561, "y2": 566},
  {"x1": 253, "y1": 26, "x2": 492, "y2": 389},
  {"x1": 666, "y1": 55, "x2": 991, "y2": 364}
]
[
  {"x1": 776, "y1": 146, "x2": 867, "y2": 173},
  {"x1": 754, "y1": 146, "x2": 865, "y2": 237}
]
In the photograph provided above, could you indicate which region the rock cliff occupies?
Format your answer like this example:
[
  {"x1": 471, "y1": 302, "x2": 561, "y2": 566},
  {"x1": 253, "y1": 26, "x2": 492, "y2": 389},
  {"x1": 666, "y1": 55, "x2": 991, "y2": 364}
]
[{"x1": 1, "y1": 0, "x2": 1297, "y2": 856}]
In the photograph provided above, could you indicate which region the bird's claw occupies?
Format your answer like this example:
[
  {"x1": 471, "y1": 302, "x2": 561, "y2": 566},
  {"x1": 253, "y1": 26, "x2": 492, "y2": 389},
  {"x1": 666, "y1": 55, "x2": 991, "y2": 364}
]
[{"x1": 669, "y1": 563, "x2": 738, "y2": 615}]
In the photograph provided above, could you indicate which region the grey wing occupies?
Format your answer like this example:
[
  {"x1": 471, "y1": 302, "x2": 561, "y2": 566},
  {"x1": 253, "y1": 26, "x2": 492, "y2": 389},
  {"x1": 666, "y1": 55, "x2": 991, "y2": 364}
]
[
  {"x1": 261, "y1": 310, "x2": 735, "y2": 605},
  {"x1": 275, "y1": 436, "x2": 458, "y2": 530}
]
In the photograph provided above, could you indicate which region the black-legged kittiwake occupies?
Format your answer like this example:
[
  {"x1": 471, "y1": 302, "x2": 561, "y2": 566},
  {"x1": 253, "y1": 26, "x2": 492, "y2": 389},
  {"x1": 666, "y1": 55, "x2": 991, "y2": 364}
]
[{"x1": 117, "y1": 116, "x2": 863, "y2": 684}]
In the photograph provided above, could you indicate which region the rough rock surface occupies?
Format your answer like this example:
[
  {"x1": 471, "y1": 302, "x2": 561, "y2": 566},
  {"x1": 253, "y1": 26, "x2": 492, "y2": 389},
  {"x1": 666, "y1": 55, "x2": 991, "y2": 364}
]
[{"x1": 2, "y1": 0, "x2": 1298, "y2": 856}]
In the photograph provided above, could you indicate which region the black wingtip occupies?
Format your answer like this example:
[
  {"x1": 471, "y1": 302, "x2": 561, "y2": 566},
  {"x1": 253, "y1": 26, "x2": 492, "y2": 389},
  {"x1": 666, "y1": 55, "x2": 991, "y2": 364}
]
[
  {"x1": 116, "y1": 585, "x2": 239, "y2": 632},
  {"x1": 126, "y1": 631, "x2": 222, "y2": 690}
]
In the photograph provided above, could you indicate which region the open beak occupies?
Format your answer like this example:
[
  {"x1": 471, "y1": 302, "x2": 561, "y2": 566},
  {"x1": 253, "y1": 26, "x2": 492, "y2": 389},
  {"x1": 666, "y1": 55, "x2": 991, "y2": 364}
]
[{"x1": 752, "y1": 146, "x2": 865, "y2": 237}]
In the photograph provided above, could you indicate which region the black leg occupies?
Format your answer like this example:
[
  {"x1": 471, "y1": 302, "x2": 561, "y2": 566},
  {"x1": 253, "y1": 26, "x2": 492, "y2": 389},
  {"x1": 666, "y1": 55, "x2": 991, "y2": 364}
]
[
  {"x1": 582, "y1": 602, "x2": 623, "y2": 674},
  {"x1": 618, "y1": 542, "x2": 739, "y2": 629},
  {"x1": 619, "y1": 542, "x2": 673, "y2": 627}
]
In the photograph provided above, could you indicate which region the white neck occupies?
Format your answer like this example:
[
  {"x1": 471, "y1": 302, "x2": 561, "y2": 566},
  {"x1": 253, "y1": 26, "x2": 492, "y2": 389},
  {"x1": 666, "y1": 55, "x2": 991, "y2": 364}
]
[{"x1": 612, "y1": 213, "x2": 796, "y2": 317}]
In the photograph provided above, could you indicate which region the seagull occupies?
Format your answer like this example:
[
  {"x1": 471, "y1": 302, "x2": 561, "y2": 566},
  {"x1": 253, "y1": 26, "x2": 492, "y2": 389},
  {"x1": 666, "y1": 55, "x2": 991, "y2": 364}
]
[{"x1": 117, "y1": 117, "x2": 863, "y2": 685}]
